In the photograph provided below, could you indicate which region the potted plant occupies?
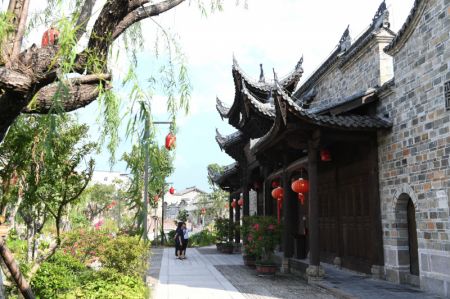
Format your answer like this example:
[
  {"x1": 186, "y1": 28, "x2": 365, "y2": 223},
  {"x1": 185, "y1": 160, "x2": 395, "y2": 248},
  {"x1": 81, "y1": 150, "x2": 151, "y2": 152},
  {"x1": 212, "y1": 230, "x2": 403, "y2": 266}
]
[
  {"x1": 221, "y1": 241, "x2": 234, "y2": 254},
  {"x1": 251, "y1": 216, "x2": 281, "y2": 275},
  {"x1": 214, "y1": 217, "x2": 227, "y2": 251},
  {"x1": 241, "y1": 216, "x2": 258, "y2": 267}
]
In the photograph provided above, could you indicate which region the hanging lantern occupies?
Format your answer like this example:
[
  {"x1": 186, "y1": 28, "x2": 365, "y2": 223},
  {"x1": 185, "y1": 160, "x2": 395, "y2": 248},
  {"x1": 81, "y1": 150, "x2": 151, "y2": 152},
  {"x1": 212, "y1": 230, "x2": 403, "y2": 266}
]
[
  {"x1": 41, "y1": 27, "x2": 60, "y2": 47},
  {"x1": 169, "y1": 187, "x2": 175, "y2": 195},
  {"x1": 238, "y1": 197, "x2": 244, "y2": 207},
  {"x1": 320, "y1": 149, "x2": 332, "y2": 162},
  {"x1": 225, "y1": 203, "x2": 229, "y2": 209},
  {"x1": 292, "y1": 178, "x2": 309, "y2": 205},
  {"x1": 231, "y1": 199, "x2": 237, "y2": 209},
  {"x1": 271, "y1": 180, "x2": 280, "y2": 188},
  {"x1": 201, "y1": 208, "x2": 206, "y2": 215},
  {"x1": 154, "y1": 195, "x2": 159, "y2": 203},
  {"x1": 271, "y1": 187, "x2": 284, "y2": 224},
  {"x1": 165, "y1": 133, "x2": 176, "y2": 150}
]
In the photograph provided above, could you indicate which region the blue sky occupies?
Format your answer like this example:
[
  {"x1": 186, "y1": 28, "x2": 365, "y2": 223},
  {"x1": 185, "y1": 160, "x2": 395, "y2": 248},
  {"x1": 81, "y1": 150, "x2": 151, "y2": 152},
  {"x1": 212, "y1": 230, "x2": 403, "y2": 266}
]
[{"x1": 72, "y1": 0, "x2": 414, "y2": 192}]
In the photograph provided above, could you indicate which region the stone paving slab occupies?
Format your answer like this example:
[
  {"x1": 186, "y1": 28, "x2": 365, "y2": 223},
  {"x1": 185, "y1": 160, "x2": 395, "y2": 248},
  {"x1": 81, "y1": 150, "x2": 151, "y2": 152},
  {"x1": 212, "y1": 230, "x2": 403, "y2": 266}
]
[
  {"x1": 314, "y1": 264, "x2": 443, "y2": 299},
  {"x1": 151, "y1": 247, "x2": 246, "y2": 299},
  {"x1": 216, "y1": 265, "x2": 337, "y2": 299}
]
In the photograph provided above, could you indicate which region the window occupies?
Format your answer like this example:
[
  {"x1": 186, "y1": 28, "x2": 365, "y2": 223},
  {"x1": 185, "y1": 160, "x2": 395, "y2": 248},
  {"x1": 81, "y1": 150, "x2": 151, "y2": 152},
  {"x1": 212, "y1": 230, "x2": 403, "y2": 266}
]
[{"x1": 445, "y1": 80, "x2": 450, "y2": 110}]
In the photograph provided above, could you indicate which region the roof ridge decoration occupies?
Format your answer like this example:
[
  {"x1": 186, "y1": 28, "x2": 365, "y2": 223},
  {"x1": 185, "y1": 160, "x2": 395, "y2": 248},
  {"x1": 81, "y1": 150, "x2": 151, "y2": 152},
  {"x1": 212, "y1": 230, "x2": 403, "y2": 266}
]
[
  {"x1": 339, "y1": 25, "x2": 352, "y2": 53},
  {"x1": 208, "y1": 162, "x2": 239, "y2": 185},
  {"x1": 372, "y1": 0, "x2": 390, "y2": 29},
  {"x1": 384, "y1": 0, "x2": 426, "y2": 55},
  {"x1": 259, "y1": 64, "x2": 265, "y2": 83},
  {"x1": 231, "y1": 55, "x2": 304, "y2": 94}
]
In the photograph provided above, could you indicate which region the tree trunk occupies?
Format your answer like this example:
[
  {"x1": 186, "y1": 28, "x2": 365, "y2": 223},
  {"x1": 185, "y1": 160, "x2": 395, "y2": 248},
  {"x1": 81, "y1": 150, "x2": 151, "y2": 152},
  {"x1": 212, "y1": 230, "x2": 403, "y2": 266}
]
[{"x1": 0, "y1": 239, "x2": 35, "y2": 299}]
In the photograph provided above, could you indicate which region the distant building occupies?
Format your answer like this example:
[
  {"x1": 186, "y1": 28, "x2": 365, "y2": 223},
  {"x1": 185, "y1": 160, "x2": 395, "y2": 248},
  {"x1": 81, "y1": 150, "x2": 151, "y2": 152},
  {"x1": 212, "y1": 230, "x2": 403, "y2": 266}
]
[
  {"x1": 148, "y1": 186, "x2": 207, "y2": 238},
  {"x1": 90, "y1": 170, "x2": 130, "y2": 187}
]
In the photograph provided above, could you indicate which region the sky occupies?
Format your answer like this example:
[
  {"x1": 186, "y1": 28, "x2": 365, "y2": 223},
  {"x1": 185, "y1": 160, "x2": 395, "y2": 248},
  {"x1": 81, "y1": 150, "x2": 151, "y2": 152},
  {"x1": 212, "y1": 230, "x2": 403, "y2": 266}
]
[{"x1": 3, "y1": 0, "x2": 415, "y2": 192}]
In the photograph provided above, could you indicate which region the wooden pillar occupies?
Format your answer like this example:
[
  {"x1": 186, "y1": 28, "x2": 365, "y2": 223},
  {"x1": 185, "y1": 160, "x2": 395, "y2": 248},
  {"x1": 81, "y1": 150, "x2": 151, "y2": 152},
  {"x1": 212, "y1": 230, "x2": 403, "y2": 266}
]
[
  {"x1": 263, "y1": 168, "x2": 273, "y2": 216},
  {"x1": 229, "y1": 193, "x2": 234, "y2": 242},
  {"x1": 243, "y1": 183, "x2": 250, "y2": 217},
  {"x1": 307, "y1": 130, "x2": 324, "y2": 278},
  {"x1": 282, "y1": 156, "x2": 298, "y2": 258}
]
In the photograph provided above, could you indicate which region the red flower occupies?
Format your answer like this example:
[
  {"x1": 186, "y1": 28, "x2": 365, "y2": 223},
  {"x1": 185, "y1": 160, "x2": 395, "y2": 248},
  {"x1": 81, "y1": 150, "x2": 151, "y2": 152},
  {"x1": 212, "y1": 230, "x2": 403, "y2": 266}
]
[
  {"x1": 247, "y1": 234, "x2": 253, "y2": 242},
  {"x1": 258, "y1": 236, "x2": 263, "y2": 241},
  {"x1": 253, "y1": 223, "x2": 260, "y2": 231},
  {"x1": 268, "y1": 224, "x2": 275, "y2": 230}
]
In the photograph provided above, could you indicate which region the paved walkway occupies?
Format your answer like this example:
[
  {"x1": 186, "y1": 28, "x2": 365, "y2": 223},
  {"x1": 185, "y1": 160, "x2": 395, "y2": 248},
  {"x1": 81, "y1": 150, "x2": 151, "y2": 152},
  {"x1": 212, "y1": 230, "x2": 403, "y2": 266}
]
[{"x1": 151, "y1": 247, "x2": 246, "y2": 299}]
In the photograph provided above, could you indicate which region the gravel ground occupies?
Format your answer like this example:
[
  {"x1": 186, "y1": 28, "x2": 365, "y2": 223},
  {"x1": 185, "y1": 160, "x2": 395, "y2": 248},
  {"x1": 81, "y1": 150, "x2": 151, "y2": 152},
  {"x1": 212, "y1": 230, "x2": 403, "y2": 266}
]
[{"x1": 215, "y1": 265, "x2": 337, "y2": 299}]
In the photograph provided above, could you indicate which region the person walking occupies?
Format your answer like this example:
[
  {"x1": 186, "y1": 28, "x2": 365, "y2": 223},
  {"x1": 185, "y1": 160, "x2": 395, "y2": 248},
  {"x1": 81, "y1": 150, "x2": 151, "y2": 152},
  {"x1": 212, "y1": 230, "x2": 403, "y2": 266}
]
[
  {"x1": 174, "y1": 222, "x2": 184, "y2": 259},
  {"x1": 181, "y1": 222, "x2": 189, "y2": 259}
]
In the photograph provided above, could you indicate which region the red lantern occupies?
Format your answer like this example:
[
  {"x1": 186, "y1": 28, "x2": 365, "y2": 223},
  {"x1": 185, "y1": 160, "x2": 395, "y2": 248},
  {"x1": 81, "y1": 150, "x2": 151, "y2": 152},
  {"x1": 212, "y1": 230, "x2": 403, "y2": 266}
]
[
  {"x1": 292, "y1": 178, "x2": 309, "y2": 205},
  {"x1": 154, "y1": 195, "x2": 159, "y2": 203},
  {"x1": 169, "y1": 187, "x2": 175, "y2": 195},
  {"x1": 225, "y1": 203, "x2": 229, "y2": 209},
  {"x1": 271, "y1": 187, "x2": 284, "y2": 200},
  {"x1": 238, "y1": 198, "x2": 244, "y2": 207},
  {"x1": 231, "y1": 199, "x2": 237, "y2": 209},
  {"x1": 271, "y1": 187, "x2": 284, "y2": 224},
  {"x1": 320, "y1": 149, "x2": 331, "y2": 162},
  {"x1": 41, "y1": 27, "x2": 59, "y2": 47},
  {"x1": 165, "y1": 133, "x2": 176, "y2": 150},
  {"x1": 271, "y1": 180, "x2": 280, "y2": 188},
  {"x1": 291, "y1": 178, "x2": 309, "y2": 194},
  {"x1": 201, "y1": 208, "x2": 206, "y2": 215}
]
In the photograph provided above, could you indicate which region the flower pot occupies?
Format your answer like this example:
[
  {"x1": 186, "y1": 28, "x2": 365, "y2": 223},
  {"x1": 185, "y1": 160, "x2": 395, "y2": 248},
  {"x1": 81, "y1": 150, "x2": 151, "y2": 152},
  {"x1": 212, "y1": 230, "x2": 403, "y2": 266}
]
[
  {"x1": 221, "y1": 244, "x2": 234, "y2": 254},
  {"x1": 243, "y1": 255, "x2": 256, "y2": 268},
  {"x1": 255, "y1": 263, "x2": 277, "y2": 275}
]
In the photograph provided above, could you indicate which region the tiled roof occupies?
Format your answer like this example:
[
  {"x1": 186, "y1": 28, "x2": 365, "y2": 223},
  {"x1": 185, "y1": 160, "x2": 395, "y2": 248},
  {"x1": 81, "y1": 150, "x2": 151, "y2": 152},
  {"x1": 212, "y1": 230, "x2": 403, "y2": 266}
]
[
  {"x1": 215, "y1": 129, "x2": 244, "y2": 150},
  {"x1": 216, "y1": 97, "x2": 230, "y2": 119},
  {"x1": 241, "y1": 83, "x2": 275, "y2": 119},
  {"x1": 384, "y1": 0, "x2": 426, "y2": 54},
  {"x1": 208, "y1": 162, "x2": 239, "y2": 185},
  {"x1": 309, "y1": 87, "x2": 378, "y2": 115},
  {"x1": 279, "y1": 85, "x2": 392, "y2": 130}
]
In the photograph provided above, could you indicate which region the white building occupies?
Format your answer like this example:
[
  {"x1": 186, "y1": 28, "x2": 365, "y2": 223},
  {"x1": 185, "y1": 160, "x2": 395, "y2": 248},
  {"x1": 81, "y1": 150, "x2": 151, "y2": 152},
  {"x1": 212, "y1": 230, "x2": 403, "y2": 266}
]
[{"x1": 91, "y1": 170, "x2": 130, "y2": 187}]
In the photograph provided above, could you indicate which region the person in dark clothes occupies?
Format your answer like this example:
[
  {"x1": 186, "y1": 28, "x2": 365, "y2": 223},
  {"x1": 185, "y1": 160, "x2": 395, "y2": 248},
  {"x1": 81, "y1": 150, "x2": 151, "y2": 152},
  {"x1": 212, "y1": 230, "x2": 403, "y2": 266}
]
[{"x1": 174, "y1": 222, "x2": 184, "y2": 259}]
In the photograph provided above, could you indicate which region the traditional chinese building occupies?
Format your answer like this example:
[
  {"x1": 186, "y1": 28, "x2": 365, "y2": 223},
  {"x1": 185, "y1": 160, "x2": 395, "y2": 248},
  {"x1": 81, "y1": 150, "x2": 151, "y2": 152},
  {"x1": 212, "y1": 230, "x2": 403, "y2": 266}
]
[{"x1": 209, "y1": 1, "x2": 450, "y2": 297}]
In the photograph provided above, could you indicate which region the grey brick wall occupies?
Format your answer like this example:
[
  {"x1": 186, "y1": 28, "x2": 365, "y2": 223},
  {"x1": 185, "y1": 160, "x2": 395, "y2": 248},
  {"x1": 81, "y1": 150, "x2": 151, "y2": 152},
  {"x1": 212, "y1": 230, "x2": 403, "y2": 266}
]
[{"x1": 377, "y1": 0, "x2": 450, "y2": 296}]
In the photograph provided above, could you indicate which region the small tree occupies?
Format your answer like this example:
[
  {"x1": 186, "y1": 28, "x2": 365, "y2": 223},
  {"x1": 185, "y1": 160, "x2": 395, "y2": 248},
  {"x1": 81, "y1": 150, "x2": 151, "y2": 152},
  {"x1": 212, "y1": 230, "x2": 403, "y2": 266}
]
[{"x1": 177, "y1": 209, "x2": 189, "y2": 222}]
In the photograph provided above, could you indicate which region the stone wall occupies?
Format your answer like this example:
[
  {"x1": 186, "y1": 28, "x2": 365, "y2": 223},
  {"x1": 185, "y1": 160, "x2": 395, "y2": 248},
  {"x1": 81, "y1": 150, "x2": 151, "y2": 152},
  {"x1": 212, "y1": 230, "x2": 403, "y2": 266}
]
[
  {"x1": 305, "y1": 28, "x2": 394, "y2": 109},
  {"x1": 377, "y1": 0, "x2": 450, "y2": 297}
]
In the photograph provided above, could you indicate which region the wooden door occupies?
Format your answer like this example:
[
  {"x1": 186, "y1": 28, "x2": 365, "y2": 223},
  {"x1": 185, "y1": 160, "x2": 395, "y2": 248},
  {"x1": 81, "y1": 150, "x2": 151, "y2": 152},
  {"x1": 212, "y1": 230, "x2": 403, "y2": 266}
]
[{"x1": 407, "y1": 199, "x2": 419, "y2": 276}]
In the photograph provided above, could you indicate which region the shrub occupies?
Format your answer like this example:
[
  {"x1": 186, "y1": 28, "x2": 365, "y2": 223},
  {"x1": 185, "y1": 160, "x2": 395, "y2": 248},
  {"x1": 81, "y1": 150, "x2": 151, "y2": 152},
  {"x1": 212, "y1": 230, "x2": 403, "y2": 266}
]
[
  {"x1": 61, "y1": 229, "x2": 111, "y2": 263},
  {"x1": 100, "y1": 235, "x2": 149, "y2": 277},
  {"x1": 189, "y1": 229, "x2": 215, "y2": 247},
  {"x1": 70, "y1": 268, "x2": 148, "y2": 299},
  {"x1": 32, "y1": 252, "x2": 87, "y2": 298}
]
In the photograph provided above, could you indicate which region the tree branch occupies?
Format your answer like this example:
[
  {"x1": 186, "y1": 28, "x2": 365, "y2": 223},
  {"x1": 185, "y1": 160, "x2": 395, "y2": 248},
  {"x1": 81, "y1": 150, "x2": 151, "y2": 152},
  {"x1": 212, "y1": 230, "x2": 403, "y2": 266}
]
[
  {"x1": 113, "y1": 0, "x2": 186, "y2": 39},
  {"x1": 22, "y1": 74, "x2": 111, "y2": 114},
  {"x1": 74, "y1": 0, "x2": 98, "y2": 41},
  {"x1": 0, "y1": 67, "x2": 32, "y2": 93},
  {"x1": 10, "y1": 0, "x2": 30, "y2": 60}
]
